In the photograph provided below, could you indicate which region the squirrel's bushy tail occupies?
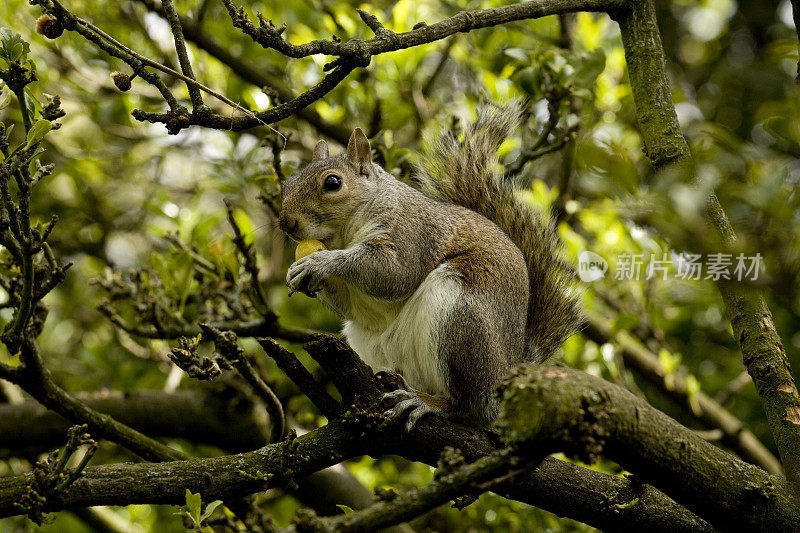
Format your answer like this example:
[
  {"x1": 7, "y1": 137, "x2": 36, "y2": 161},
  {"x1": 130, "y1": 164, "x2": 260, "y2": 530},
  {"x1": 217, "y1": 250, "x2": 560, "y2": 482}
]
[{"x1": 415, "y1": 100, "x2": 582, "y2": 363}]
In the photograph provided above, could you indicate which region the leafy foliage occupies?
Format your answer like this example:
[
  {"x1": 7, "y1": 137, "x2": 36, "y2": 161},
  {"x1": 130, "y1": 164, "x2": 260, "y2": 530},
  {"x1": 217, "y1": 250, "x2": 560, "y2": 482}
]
[{"x1": 0, "y1": 0, "x2": 798, "y2": 531}]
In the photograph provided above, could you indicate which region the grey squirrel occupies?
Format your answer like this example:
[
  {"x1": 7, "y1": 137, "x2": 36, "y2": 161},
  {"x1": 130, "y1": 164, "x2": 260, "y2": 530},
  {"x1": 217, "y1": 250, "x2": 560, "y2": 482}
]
[{"x1": 279, "y1": 101, "x2": 582, "y2": 429}]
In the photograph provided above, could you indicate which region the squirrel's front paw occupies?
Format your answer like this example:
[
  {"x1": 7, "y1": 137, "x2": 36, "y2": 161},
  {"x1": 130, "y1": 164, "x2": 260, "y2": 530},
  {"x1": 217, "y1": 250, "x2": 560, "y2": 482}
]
[
  {"x1": 286, "y1": 250, "x2": 335, "y2": 297},
  {"x1": 382, "y1": 389, "x2": 434, "y2": 432}
]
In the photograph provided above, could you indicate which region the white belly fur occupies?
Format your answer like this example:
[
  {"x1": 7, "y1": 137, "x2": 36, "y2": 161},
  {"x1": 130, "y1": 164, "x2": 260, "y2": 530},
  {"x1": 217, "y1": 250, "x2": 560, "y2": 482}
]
[{"x1": 342, "y1": 264, "x2": 463, "y2": 398}]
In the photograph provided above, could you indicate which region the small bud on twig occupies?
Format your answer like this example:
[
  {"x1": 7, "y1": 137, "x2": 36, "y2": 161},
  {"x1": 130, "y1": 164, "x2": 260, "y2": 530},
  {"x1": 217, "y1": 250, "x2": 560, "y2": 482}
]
[
  {"x1": 35, "y1": 14, "x2": 64, "y2": 39},
  {"x1": 111, "y1": 71, "x2": 135, "y2": 91}
]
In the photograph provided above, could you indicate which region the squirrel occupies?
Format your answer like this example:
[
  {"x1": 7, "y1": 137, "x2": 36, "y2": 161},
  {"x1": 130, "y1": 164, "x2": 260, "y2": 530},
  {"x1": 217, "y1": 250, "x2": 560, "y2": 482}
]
[{"x1": 278, "y1": 100, "x2": 582, "y2": 429}]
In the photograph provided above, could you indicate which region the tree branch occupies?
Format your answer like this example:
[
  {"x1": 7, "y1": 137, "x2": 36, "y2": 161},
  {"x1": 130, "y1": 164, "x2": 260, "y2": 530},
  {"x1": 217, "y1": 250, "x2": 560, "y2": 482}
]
[
  {"x1": 221, "y1": 0, "x2": 625, "y2": 60},
  {"x1": 199, "y1": 324, "x2": 286, "y2": 442},
  {"x1": 130, "y1": 62, "x2": 358, "y2": 132},
  {"x1": 309, "y1": 448, "x2": 537, "y2": 532},
  {"x1": 258, "y1": 337, "x2": 341, "y2": 420},
  {"x1": 160, "y1": 0, "x2": 203, "y2": 107},
  {"x1": 0, "y1": 338, "x2": 711, "y2": 531},
  {"x1": 114, "y1": 0, "x2": 628, "y2": 132},
  {"x1": 616, "y1": 0, "x2": 800, "y2": 485},
  {"x1": 0, "y1": 389, "x2": 269, "y2": 453},
  {"x1": 583, "y1": 315, "x2": 782, "y2": 476},
  {"x1": 35, "y1": 0, "x2": 179, "y2": 110},
  {"x1": 498, "y1": 365, "x2": 800, "y2": 531},
  {"x1": 14, "y1": 340, "x2": 184, "y2": 462},
  {"x1": 134, "y1": 0, "x2": 352, "y2": 144}
]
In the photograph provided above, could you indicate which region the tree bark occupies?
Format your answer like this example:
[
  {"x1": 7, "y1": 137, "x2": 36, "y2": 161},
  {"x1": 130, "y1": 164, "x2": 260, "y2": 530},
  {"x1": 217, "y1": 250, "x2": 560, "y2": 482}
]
[
  {"x1": 498, "y1": 365, "x2": 800, "y2": 532},
  {"x1": 615, "y1": 0, "x2": 800, "y2": 485}
]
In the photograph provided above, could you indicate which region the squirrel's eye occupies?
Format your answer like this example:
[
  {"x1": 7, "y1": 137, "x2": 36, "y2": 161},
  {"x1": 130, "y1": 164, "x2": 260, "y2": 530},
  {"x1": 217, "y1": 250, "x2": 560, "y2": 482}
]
[{"x1": 323, "y1": 174, "x2": 342, "y2": 192}]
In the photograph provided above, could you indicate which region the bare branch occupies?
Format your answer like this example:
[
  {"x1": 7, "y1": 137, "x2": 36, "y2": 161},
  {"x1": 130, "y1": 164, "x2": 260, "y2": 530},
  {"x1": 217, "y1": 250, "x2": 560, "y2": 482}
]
[
  {"x1": 160, "y1": 0, "x2": 203, "y2": 107},
  {"x1": 224, "y1": 200, "x2": 276, "y2": 322},
  {"x1": 221, "y1": 0, "x2": 625, "y2": 60},
  {"x1": 34, "y1": 0, "x2": 179, "y2": 109},
  {"x1": 130, "y1": 61, "x2": 358, "y2": 132},
  {"x1": 258, "y1": 337, "x2": 341, "y2": 419},
  {"x1": 134, "y1": 0, "x2": 352, "y2": 143},
  {"x1": 200, "y1": 324, "x2": 286, "y2": 442},
  {"x1": 0, "y1": 389, "x2": 269, "y2": 453},
  {"x1": 715, "y1": 370, "x2": 752, "y2": 405},
  {"x1": 310, "y1": 448, "x2": 538, "y2": 532},
  {"x1": 14, "y1": 340, "x2": 184, "y2": 462}
]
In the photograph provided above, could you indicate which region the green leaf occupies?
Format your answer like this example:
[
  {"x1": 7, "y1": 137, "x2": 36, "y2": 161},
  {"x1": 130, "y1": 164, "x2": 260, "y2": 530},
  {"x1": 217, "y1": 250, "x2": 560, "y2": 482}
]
[
  {"x1": 0, "y1": 89, "x2": 11, "y2": 111},
  {"x1": 572, "y1": 48, "x2": 607, "y2": 89},
  {"x1": 336, "y1": 504, "x2": 355, "y2": 515},
  {"x1": 25, "y1": 119, "x2": 52, "y2": 149},
  {"x1": 503, "y1": 47, "x2": 529, "y2": 63},
  {"x1": 0, "y1": 28, "x2": 30, "y2": 64},
  {"x1": 199, "y1": 500, "x2": 223, "y2": 522},
  {"x1": 232, "y1": 208, "x2": 253, "y2": 246},
  {"x1": 516, "y1": 67, "x2": 542, "y2": 97},
  {"x1": 184, "y1": 489, "x2": 202, "y2": 525}
]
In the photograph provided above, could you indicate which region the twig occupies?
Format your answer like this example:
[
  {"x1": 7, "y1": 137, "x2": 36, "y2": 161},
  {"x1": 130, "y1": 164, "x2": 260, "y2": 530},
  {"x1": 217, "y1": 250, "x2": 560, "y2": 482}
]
[
  {"x1": 715, "y1": 370, "x2": 752, "y2": 406},
  {"x1": 14, "y1": 339, "x2": 185, "y2": 462},
  {"x1": 201, "y1": 324, "x2": 286, "y2": 441},
  {"x1": 583, "y1": 316, "x2": 782, "y2": 476},
  {"x1": 421, "y1": 37, "x2": 456, "y2": 97},
  {"x1": 224, "y1": 200, "x2": 276, "y2": 322},
  {"x1": 309, "y1": 448, "x2": 538, "y2": 532},
  {"x1": 17, "y1": 424, "x2": 99, "y2": 524},
  {"x1": 134, "y1": 0, "x2": 352, "y2": 143},
  {"x1": 160, "y1": 0, "x2": 203, "y2": 107},
  {"x1": 258, "y1": 337, "x2": 340, "y2": 419},
  {"x1": 37, "y1": 0, "x2": 285, "y2": 137}
]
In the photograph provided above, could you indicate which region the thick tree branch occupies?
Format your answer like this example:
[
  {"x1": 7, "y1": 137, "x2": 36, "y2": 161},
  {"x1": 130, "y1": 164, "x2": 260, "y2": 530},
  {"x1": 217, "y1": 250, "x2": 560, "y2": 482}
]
[
  {"x1": 583, "y1": 315, "x2": 782, "y2": 475},
  {"x1": 616, "y1": 0, "x2": 800, "y2": 485},
  {"x1": 0, "y1": 390, "x2": 269, "y2": 454},
  {"x1": 0, "y1": 421, "x2": 360, "y2": 516},
  {"x1": 498, "y1": 365, "x2": 800, "y2": 532},
  {"x1": 0, "y1": 389, "x2": 384, "y2": 521},
  {"x1": 0, "y1": 338, "x2": 711, "y2": 531}
]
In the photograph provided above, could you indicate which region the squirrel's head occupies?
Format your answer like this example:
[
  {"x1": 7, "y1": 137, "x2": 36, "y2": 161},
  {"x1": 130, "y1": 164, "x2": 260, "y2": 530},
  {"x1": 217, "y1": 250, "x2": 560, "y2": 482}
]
[{"x1": 279, "y1": 127, "x2": 377, "y2": 249}]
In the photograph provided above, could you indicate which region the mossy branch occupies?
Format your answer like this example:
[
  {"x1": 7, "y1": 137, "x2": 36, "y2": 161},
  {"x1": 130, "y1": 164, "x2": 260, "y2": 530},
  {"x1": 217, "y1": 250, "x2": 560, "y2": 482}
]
[{"x1": 616, "y1": 0, "x2": 800, "y2": 485}]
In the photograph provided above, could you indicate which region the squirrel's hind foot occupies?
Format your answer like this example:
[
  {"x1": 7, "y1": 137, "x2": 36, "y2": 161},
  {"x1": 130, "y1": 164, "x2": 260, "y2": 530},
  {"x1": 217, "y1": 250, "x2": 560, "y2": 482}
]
[{"x1": 381, "y1": 389, "x2": 434, "y2": 432}]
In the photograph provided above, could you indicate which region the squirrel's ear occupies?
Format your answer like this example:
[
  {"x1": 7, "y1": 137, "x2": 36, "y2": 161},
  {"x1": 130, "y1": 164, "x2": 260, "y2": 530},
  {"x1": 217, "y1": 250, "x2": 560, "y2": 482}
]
[
  {"x1": 312, "y1": 140, "x2": 329, "y2": 161},
  {"x1": 346, "y1": 127, "x2": 371, "y2": 175}
]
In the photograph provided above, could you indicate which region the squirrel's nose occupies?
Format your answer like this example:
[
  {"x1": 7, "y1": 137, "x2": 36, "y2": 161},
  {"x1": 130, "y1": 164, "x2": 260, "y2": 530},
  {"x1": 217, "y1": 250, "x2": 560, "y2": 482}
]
[{"x1": 279, "y1": 216, "x2": 299, "y2": 235}]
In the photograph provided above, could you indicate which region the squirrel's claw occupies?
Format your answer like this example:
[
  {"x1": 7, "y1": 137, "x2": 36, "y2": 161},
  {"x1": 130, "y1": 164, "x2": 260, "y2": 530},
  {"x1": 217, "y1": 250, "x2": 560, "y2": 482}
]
[
  {"x1": 381, "y1": 389, "x2": 434, "y2": 431},
  {"x1": 286, "y1": 253, "x2": 329, "y2": 296}
]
